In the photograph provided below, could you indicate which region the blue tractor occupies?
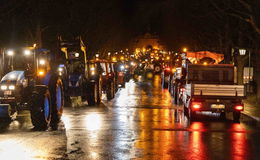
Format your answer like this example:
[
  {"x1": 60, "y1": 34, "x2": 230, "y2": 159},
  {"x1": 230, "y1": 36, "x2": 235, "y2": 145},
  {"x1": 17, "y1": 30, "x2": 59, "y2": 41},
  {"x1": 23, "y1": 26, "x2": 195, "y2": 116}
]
[
  {"x1": 0, "y1": 47, "x2": 64, "y2": 130},
  {"x1": 58, "y1": 37, "x2": 102, "y2": 106}
]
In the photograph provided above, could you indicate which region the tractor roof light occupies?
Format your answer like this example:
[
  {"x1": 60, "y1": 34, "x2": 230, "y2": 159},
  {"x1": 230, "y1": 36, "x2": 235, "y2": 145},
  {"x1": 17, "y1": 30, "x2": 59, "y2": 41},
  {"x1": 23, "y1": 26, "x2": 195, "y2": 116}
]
[
  {"x1": 7, "y1": 50, "x2": 14, "y2": 56},
  {"x1": 39, "y1": 59, "x2": 46, "y2": 65},
  {"x1": 75, "y1": 53, "x2": 80, "y2": 57},
  {"x1": 24, "y1": 50, "x2": 31, "y2": 56}
]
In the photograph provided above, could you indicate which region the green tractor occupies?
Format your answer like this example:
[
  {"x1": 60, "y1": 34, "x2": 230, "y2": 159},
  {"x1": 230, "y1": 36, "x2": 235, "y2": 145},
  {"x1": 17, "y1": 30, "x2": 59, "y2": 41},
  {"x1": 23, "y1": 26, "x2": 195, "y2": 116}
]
[{"x1": 0, "y1": 47, "x2": 64, "y2": 130}]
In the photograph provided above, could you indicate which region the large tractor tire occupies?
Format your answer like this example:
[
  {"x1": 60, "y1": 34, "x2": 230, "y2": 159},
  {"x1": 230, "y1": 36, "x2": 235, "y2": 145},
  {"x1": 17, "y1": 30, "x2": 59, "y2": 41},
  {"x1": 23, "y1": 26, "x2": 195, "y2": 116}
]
[
  {"x1": 162, "y1": 80, "x2": 169, "y2": 89},
  {"x1": 49, "y1": 77, "x2": 64, "y2": 128},
  {"x1": 30, "y1": 86, "x2": 51, "y2": 130},
  {"x1": 189, "y1": 109, "x2": 197, "y2": 121},
  {"x1": 87, "y1": 83, "x2": 98, "y2": 106}
]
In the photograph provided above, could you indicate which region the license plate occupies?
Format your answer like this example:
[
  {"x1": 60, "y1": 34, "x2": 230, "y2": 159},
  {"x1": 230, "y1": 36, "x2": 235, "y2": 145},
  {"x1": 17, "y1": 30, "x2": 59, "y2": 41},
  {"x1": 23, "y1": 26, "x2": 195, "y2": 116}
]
[
  {"x1": 4, "y1": 91, "x2": 12, "y2": 96},
  {"x1": 211, "y1": 104, "x2": 225, "y2": 109}
]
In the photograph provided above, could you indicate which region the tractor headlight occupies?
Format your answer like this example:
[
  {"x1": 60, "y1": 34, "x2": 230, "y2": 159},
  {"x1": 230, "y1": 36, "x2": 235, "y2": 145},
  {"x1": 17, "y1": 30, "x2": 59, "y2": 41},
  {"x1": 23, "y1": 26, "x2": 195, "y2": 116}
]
[
  {"x1": 90, "y1": 67, "x2": 95, "y2": 71},
  {"x1": 58, "y1": 67, "x2": 63, "y2": 72},
  {"x1": 1, "y1": 85, "x2": 7, "y2": 90},
  {"x1": 9, "y1": 85, "x2": 15, "y2": 90},
  {"x1": 39, "y1": 59, "x2": 45, "y2": 65},
  {"x1": 37, "y1": 70, "x2": 45, "y2": 76},
  {"x1": 120, "y1": 65, "x2": 125, "y2": 70}
]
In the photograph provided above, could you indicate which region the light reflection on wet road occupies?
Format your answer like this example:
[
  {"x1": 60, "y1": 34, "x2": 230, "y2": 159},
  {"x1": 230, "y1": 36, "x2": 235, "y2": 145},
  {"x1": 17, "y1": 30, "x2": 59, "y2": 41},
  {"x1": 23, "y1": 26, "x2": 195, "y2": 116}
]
[{"x1": 0, "y1": 75, "x2": 260, "y2": 160}]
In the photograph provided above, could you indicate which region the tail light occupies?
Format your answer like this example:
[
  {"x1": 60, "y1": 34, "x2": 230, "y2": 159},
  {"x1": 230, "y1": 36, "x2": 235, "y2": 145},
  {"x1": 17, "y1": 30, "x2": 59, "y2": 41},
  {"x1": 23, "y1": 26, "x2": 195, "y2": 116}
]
[
  {"x1": 180, "y1": 88, "x2": 185, "y2": 92},
  {"x1": 234, "y1": 105, "x2": 244, "y2": 111},
  {"x1": 166, "y1": 67, "x2": 171, "y2": 71},
  {"x1": 191, "y1": 102, "x2": 202, "y2": 110}
]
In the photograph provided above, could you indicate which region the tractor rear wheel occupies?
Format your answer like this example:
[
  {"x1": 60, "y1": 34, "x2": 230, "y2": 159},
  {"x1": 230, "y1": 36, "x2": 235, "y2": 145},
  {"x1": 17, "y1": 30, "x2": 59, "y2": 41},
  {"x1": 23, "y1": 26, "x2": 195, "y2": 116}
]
[
  {"x1": 49, "y1": 78, "x2": 64, "y2": 129},
  {"x1": 87, "y1": 83, "x2": 98, "y2": 106},
  {"x1": 30, "y1": 86, "x2": 51, "y2": 130}
]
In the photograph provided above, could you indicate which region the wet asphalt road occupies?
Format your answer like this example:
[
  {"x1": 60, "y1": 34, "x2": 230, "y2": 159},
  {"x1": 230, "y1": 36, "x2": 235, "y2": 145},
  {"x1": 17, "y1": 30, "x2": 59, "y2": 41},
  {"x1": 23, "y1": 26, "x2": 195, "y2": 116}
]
[{"x1": 0, "y1": 75, "x2": 260, "y2": 160}]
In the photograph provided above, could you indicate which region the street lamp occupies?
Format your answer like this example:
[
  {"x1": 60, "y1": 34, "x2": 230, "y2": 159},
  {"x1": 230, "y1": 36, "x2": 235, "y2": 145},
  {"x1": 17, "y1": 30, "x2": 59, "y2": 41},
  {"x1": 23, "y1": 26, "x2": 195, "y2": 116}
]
[
  {"x1": 239, "y1": 49, "x2": 246, "y2": 55},
  {"x1": 183, "y1": 48, "x2": 188, "y2": 52}
]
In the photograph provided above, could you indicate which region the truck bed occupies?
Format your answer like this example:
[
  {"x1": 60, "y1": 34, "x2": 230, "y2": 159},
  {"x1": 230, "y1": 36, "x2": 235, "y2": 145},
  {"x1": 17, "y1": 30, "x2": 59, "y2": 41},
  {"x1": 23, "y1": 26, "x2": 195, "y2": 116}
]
[{"x1": 185, "y1": 84, "x2": 245, "y2": 97}]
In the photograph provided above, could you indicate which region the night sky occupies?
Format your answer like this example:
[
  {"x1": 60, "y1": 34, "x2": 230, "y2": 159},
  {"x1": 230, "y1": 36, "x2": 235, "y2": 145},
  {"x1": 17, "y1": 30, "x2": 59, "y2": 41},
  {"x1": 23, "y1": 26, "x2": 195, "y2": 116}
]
[{"x1": 0, "y1": 0, "x2": 259, "y2": 55}]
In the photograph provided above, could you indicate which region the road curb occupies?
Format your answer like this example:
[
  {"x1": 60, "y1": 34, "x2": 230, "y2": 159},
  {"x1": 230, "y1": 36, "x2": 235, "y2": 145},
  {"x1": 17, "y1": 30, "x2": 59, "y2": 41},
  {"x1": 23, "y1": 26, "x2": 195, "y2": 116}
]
[{"x1": 241, "y1": 112, "x2": 260, "y2": 122}]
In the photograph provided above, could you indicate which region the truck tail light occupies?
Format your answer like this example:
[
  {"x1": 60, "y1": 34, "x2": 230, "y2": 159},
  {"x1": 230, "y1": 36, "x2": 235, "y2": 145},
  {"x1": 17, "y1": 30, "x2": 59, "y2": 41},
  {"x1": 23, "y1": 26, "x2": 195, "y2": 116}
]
[
  {"x1": 234, "y1": 105, "x2": 244, "y2": 111},
  {"x1": 191, "y1": 102, "x2": 202, "y2": 110}
]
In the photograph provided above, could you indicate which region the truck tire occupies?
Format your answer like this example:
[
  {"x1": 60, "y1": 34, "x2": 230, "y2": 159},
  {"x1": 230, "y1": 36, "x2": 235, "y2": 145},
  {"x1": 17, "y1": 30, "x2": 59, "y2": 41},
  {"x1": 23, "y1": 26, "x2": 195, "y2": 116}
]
[
  {"x1": 107, "y1": 81, "x2": 114, "y2": 100},
  {"x1": 162, "y1": 80, "x2": 168, "y2": 89},
  {"x1": 189, "y1": 110, "x2": 197, "y2": 121},
  {"x1": 233, "y1": 111, "x2": 241, "y2": 122},
  {"x1": 96, "y1": 78, "x2": 102, "y2": 104},
  {"x1": 49, "y1": 78, "x2": 64, "y2": 128},
  {"x1": 30, "y1": 87, "x2": 51, "y2": 130},
  {"x1": 87, "y1": 83, "x2": 97, "y2": 106},
  {"x1": 174, "y1": 87, "x2": 178, "y2": 105}
]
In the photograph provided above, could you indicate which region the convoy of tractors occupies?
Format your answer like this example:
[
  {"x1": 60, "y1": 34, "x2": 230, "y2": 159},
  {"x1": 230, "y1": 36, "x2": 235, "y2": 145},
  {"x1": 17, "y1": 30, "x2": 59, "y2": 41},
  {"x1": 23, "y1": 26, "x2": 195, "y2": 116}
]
[
  {"x1": 0, "y1": 41, "x2": 245, "y2": 130},
  {"x1": 0, "y1": 37, "x2": 131, "y2": 129}
]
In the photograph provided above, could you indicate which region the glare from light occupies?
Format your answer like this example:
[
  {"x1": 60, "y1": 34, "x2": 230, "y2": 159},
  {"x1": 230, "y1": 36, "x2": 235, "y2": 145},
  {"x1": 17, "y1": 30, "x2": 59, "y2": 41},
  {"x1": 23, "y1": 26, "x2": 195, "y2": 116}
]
[
  {"x1": 90, "y1": 67, "x2": 95, "y2": 71},
  {"x1": 58, "y1": 67, "x2": 63, "y2": 72},
  {"x1": 1, "y1": 85, "x2": 7, "y2": 90},
  {"x1": 239, "y1": 49, "x2": 246, "y2": 55},
  {"x1": 9, "y1": 74, "x2": 16, "y2": 79},
  {"x1": 38, "y1": 70, "x2": 45, "y2": 76},
  {"x1": 96, "y1": 54, "x2": 99, "y2": 58},
  {"x1": 84, "y1": 113, "x2": 102, "y2": 131},
  {"x1": 7, "y1": 50, "x2": 14, "y2": 56},
  {"x1": 39, "y1": 59, "x2": 45, "y2": 65},
  {"x1": 9, "y1": 85, "x2": 15, "y2": 90},
  {"x1": 0, "y1": 139, "x2": 41, "y2": 160},
  {"x1": 91, "y1": 71, "x2": 95, "y2": 75},
  {"x1": 24, "y1": 50, "x2": 31, "y2": 56},
  {"x1": 75, "y1": 53, "x2": 80, "y2": 57},
  {"x1": 120, "y1": 65, "x2": 125, "y2": 70}
]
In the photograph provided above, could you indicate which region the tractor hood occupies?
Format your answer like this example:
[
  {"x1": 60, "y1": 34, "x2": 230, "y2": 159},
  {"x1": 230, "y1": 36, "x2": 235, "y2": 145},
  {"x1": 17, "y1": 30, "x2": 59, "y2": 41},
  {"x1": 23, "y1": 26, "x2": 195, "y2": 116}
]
[{"x1": 1, "y1": 71, "x2": 25, "y2": 85}]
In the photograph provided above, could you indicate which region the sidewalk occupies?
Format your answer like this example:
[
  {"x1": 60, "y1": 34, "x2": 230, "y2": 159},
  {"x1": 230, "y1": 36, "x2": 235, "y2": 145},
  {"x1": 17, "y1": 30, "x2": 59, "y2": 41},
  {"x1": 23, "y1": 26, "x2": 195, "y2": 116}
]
[{"x1": 243, "y1": 95, "x2": 260, "y2": 121}]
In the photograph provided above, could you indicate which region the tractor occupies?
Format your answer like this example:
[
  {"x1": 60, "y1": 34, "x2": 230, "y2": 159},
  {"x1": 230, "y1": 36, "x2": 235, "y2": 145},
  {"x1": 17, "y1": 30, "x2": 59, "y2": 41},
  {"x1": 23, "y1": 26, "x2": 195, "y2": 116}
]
[
  {"x1": 0, "y1": 46, "x2": 64, "y2": 130},
  {"x1": 58, "y1": 37, "x2": 102, "y2": 105}
]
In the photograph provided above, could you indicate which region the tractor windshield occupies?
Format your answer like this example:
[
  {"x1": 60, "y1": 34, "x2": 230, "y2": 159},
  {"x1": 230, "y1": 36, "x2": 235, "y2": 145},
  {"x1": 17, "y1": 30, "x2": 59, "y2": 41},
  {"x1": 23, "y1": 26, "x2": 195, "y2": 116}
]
[{"x1": 4, "y1": 49, "x2": 34, "y2": 73}]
